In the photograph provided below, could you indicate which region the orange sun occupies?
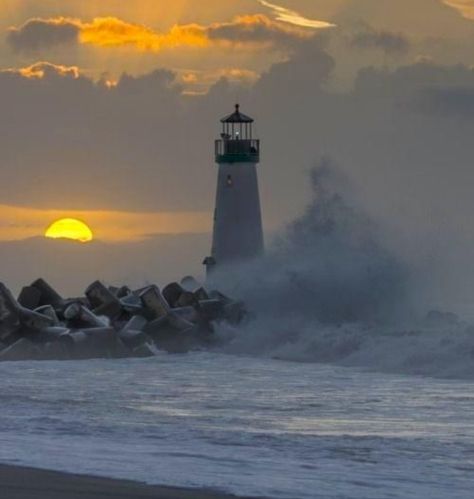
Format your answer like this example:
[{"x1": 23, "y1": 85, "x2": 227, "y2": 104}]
[{"x1": 45, "y1": 218, "x2": 94, "y2": 243}]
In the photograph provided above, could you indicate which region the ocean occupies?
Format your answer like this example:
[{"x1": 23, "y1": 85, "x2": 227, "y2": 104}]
[{"x1": 0, "y1": 350, "x2": 473, "y2": 499}]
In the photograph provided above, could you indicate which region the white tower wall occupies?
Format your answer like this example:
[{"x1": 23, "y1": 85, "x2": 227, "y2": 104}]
[{"x1": 212, "y1": 161, "x2": 264, "y2": 265}]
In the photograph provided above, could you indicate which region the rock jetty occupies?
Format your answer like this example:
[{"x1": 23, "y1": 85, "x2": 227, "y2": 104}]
[{"x1": 0, "y1": 278, "x2": 244, "y2": 362}]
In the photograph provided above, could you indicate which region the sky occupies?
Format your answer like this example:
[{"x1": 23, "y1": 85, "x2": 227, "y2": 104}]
[{"x1": 2, "y1": 0, "x2": 474, "y2": 301}]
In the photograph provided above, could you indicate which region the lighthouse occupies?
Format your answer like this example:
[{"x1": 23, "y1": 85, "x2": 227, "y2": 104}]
[{"x1": 204, "y1": 104, "x2": 264, "y2": 274}]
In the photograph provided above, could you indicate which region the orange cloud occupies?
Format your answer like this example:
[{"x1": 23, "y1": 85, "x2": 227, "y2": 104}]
[
  {"x1": 8, "y1": 13, "x2": 316, "y2": 54},
  {"x1": 2, "y1": 61, "x2": 80, "y2": 79},
  {"x1": 219, "y1": 67, "x2": 259, "y2": 82},
  {"x1": 79, "y1": 17, "x2": 208, "y2": 51},
  {"x1": 443, "y1": 0, "x2": 474, "y2": 19}
]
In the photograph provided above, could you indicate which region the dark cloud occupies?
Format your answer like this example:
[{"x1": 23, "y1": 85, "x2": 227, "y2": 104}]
[
  {"x1": 7, "y1": 18, "x2": 79, "y2": 52},
  {"x1": 207, "y1": 14, "x2": 314, "y2": 47},
  {"x1": 413, "y1": 85, "x2": 474, "y2": 116},
  {"x1": 350, "y1": 28, "x2": 410, "y2": 55}
]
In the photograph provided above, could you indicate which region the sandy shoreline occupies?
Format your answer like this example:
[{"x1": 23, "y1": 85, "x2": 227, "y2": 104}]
[{"x1": 0, "y1": 464, "x2": 263, "y2": 499}]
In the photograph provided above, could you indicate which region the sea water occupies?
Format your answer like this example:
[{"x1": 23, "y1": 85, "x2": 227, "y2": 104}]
[{"x1": 0, "y1": 351, "x2": 473, "y2": 499}]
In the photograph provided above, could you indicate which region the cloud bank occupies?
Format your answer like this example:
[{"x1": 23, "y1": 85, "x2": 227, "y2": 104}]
[
  {"x1": 7, "y1": 13, "x2": 317, "y2": 54},
  {"x1": 350, "y1": 28, "x2": 410, "y2": 55}
]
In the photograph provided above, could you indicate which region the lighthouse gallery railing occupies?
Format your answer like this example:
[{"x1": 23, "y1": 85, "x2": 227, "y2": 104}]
[{"x1": 215, "y1": 139, "x2": 260, "y2": 164}]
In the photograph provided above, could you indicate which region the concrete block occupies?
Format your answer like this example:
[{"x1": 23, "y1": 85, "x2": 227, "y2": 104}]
[
  {"x1": 172, "y1": 306, "x2": 199, "y2": 323},
  {"x1": 119, "y1": 294, "x2": 144, "y2": 316},
  {"x1": 85, "y1": 281, "x2": 122, "y2": 319},
  {"x1": 60, "y1": 327, "x2": 117, "y2": 360},
  {"x1": 0, "y1": 338, "x2": 41, "y2": 361},
  {"x1": 120, "y1": 293, "x2": 141, "y2": 307},
  {"x1": 119, "y1": 329, "x2": 148, "y2": 350},
  {"x1": 139, "y1": 286, "x2": 170, "y2": 320},
  {"x1": 162, "y1": 282, "x2": 184, "y2": 308},
  {"x1": 34, "y1": 305, "x2": 60, "y2": 324},
  {"x1": 83, "y1": 327, "x2": 116, "y2": 344},
  {"x1": 116, "y1": 286, "x2": 132, "y2": 299},
  {"x1": 197, "y1": 299, "x2": 226, "y2": 320},
  {"x1": 132, "y1": 342, "x2": 159, "y2": 358},
  {"x1": 110, "y1": 338, "x2": 132, "y2": 359},
  {"x1": 223, "y1": 301, "x2": 246, "y2": 324},
  {"x1": 194, "y1": 287, "x2": 210, "y2": 301},
  {"x1": 64, "y1": 303, "x2": 109, "y2": 328},
  {"x1": 121, "y1": 315, "x2": 147, "y2": 332},
  {"x1": 168, "y1": 312, "x2": 194, "y2": 331},
  {"x1": 30, "y1": 279, "x2": 64, "y2": 308},
  {"x1": 39, "y1": 341, "x2": 69, "y2": 361},
  {"x1": 180, "y1": 276, "x2": 199, "y2": 291},
  {"x1": 18, "y1": 286, "x2": 41, "y2": 310},
  {"x1": 37, "y1": 326, "x2": 70, "y2": 342},
  {"x1": 19, "y1": 308, "x2": 56, "y2": 331},
  {"x1": 59, "y1": 330, "x2": 88, "y2": 347},
  {"x1": 0, "y1": 283, "x2": 21, "y2": 341},
  {"x1": 209, "y1": 290, "x2": 232, "y2": 304},
  {"x1": 143, "y1": 316, "x2": 169, "y2": 337},
  {"x1": 176, "y1": 291, "x2": 197, "y2": 308}
]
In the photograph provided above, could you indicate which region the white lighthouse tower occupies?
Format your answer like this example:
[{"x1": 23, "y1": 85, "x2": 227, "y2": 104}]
[{"x1": 204, "y1": 104, "x2": 264, "y2": 274}]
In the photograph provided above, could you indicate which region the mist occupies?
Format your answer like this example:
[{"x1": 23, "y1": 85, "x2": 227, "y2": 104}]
[{"x1": 208, "y1": 160, "x2": 474, "y2": 379}]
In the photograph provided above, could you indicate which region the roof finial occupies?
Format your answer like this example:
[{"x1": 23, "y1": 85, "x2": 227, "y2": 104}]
[{"x1": 235, "y1": 103, "x2": 240, "y2": 113}]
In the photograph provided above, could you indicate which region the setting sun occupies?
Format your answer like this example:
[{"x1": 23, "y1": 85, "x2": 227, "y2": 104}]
[{"x1": 45, "y1": 218, "x2": 94, "y2": 243}]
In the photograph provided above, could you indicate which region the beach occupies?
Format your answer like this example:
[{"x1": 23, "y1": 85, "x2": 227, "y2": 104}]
[{"x1": 0, "y1": 464, "x2": 252, "y2": 499}]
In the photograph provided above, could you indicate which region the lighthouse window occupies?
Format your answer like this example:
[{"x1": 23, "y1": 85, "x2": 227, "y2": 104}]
[{"x1": 226, "y1": 175, "x2": 233, "y2": 187}]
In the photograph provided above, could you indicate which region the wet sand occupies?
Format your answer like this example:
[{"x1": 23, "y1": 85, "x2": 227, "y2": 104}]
[{"x1": 0, "y1": 464, "x2": 260, "y2": 499}]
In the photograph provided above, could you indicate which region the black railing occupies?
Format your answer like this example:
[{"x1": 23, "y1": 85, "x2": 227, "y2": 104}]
[{"x1": 215, "y1": 139, "x2": 260, "y2": 163}]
